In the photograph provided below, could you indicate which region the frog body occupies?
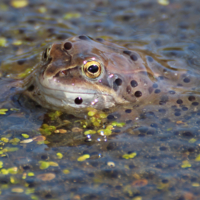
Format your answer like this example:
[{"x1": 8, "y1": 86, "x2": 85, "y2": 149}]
[{"x1": 1, "y1": 35, "x2": 200, "y2": 119}]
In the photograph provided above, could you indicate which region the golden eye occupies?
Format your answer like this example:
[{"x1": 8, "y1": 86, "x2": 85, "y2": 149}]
[{"x1": 83, "y1": 61, "x2": 101, "y2": 78}]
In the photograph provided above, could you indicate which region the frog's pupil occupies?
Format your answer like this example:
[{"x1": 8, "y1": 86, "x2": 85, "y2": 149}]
[{"x1": 88, "y1": 65, "x2": 99, "y2": 73}]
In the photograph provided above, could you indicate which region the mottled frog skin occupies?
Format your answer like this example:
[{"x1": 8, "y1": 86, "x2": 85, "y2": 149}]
[{"x1": 1, "y1": 35, "x2": 200, "y2": 119}]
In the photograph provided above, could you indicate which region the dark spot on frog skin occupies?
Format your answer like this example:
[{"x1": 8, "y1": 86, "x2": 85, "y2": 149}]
[
  {"x1": 160, "y1": 95, "x2": 168, "y2": 102},
  {"x1": 148, "y1": 87, "x2": 153, "y2": 94},
  {"x1": 130, "y1": 54, "x2": 138, "y2": 61},
  {"x1": 74, "y1": 97, "x2": 83, "y2": 104},
  {"x1": 158, "y1": 76, "x2": 164, "y2": 80},
  {"x1": 147, "y1": 56, "x2": 153, "y2": 62},
  {"x1": 182, "y1": 106, "x2": 188, "y2": 111},
  {"x1": 152, "y1": 83, "x2": 158, "y2": 88},
  {"x1": 123, "y1": 50, "x2": 132, "y2": 55},
  {"x1": 79, "y1": 35, "x2": 89, "y2": 40},
  {"x1": 64, "y1": 42, "x2": 72, "y2": 50},
  {"x1": 96, "y1": 38, "x2": 104, "y2": 42},
  {"x1": 188, "y1": 96, "x2": 195, "y2": 101},
  {"x1": 174, "y1": 111, "x2": 181, "y2": 116},
  {"x1": 176, "y1": 99, "x2": 183, "y2": 104},
  {"x1": 154, "y1": 89, "x2": 161, "y2": 94},
  {"x1": 125, "y1": 109, "x2": 132, "y2": 113},
  {"x1": 183, "y1": 77, "x2": 190, "y2": 83},
  {"x1": 107, "y1": 114, "x2": 115, "y2": 120},
  {"x1": 169, "y1": 90, "x2": 176, "y2": 94},
  {"x1": 192, "y1": 102, "x2": 199, "y2": 106},
  {"x1": 135, "y1": 91, "x2": 142, "y2": 97},
  {"x1": 130, "y1": 80, "x2": 138, "y2": 87}
]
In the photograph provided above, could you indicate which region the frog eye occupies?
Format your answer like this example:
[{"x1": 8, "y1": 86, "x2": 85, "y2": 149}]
[
  {"x1": 42, "y1": 46, "x2": 51, "y2": 61},
  {"x1": 83, "y1": 61, "x2": 101, "y2": 78}
]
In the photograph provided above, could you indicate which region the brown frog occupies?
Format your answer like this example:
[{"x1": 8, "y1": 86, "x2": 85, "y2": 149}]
[{"x1": 1, "y1": 35, "x2": 200, "y2": 119}]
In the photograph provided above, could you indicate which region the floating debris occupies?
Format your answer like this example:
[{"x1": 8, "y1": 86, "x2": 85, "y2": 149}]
[
  {"x1": 158, "y1": 0, "x2": 169, "y2": 6},
  {"x1": 37, "y1": 173, "x2": 56, "y2": 181}
]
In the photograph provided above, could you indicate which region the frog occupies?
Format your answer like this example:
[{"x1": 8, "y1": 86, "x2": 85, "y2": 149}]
[{"x1": 1, "y1": 35, "x2": 200, "y2": 121}]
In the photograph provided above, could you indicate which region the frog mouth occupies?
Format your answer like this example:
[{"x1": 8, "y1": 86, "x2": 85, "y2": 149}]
[{"x1": 36, "y1": 76, "x2": 129, "y2": 110}]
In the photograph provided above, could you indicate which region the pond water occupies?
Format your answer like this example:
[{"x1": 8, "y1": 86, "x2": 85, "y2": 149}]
[{"x1": 0, "y1": 0, "x2": 200, "y2": 200}]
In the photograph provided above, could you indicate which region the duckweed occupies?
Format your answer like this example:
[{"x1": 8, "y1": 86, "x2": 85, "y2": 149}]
[
  {"x1": 1, "y1": 137, "x2": 9, "y2": 143},
  {"x1": 0, "y1": 37, "x2": 7, "y2": 47},
  {"x1": 39, "y1": 124, "x2": 56, "y2": 136},
  {"x1": 4, "y1": 147, "x2": 19, "y2": 152},
  {"x1": 122, "y1": 152, "x2": 137, "y2": 159},
  {"x1": 13, "y1": 40, "x2": 23, "y2": 45},
  {"x1": 181, "y1": 160, "x2": 191, "y2": 168},
  {"x1": 25, "y1": 188, "x2": 35, "y2": 194},
  {"x1": 97, "y1": 128, "x2": 112, "y2": 136},
  {"x1": 56, "y1": 152, "x2": 63, "y2": 159},
  {"x1": 63, "y1": 169, "x2": 70, "y2": 174},
  {"x1": 0, "y1": 108, "x2": 9, "y2": 115},
  {"x1": 31, "y1": 195, "x2": 39, "y2": 200},
  {"x1": 11, "y1": 0, "x2": 28, "y2": 8},
  {"x1": 38, "y1": 6, "x2": 47, "y2": 13},
  {"x1": 22, "y1": 134, "x2": 29, "y2": 138},
  {"x1": 192, "y1": 183, "x2": 200, "y2": 187},
  {"x1": 28, "y1": 172, "x2": 34, "y2": 176},
  {"x1": 189, "y1": 138, "x2": 197, "y2": 143},
  {"x1": 63, "y1": 12, "x2": 81, "y2": 20},
  {"x1": 48, "y1": 161, "x2": 59, "y2": 167},
  {"x1": 111, "y1": 121, "x2": 125, "y2": 127},
  {"x1": 9, "y1": 138, "x2": 20, "y2": 145},
  {"x1": 195, "y1": 154, "x2": 200, "y2": 161},
  {"x1": 77, "y1": 154, "x2": 90, "y2": 161},
  {"x1": 84, "y1": 130, "x2": 96, "y2": 135},
  {"x1": 39, "y1": 161, "x2": 49, "y2": 170},
  {"x1": 0, "y1": 161, "x2": 3, "y2": 168},
  {"x1": 48, "y1": 111, "x2": 62, "y2": 120},
  {"x1": 132, "y1": 196, "x2": 142, "y2": 200}
]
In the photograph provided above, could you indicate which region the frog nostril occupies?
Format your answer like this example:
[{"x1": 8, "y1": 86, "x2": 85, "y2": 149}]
[
  {"x1": 114, "y1": 78, "x2": 122, "y2": 86},
  {"x1": 28, "y1": 85, "x2": 35, "y2": 91},
  {"x1": 74, "y1": 97, "x2": 83, "y2": 104},
  {"x1": 64, "y1": 42, "x2": 72, "y2": 50}
]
